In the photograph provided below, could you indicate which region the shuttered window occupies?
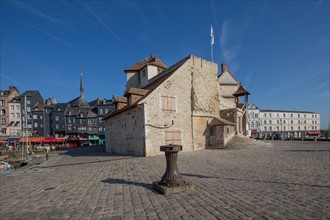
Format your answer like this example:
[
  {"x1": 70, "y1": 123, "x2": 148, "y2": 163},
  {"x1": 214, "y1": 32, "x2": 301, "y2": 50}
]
[
  {"x1": 161, "y1": 95, "x2": 176, "y2": 112},
  {"x1": 165, "y1": 130, "x2": 181, "y2": 145}
]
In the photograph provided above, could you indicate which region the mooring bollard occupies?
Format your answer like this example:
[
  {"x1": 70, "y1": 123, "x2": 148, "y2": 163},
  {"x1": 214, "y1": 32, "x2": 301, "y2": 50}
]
[
  {"x1": 153, "y1": 144, "x2": 193, "y2": 195},
  {"x1": 159, "y1": 144, "x2": 185, "y2": 187}
]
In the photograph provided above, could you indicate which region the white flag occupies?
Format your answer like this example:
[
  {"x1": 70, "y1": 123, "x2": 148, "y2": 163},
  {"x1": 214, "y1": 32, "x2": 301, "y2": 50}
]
[{"x1": 211, "y1": 26, "x2": 214, "y2": 45}]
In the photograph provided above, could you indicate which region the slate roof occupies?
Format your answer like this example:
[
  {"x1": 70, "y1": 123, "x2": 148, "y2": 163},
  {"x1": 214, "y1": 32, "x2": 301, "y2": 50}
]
[
  {"x1": 68, "y1": 96, "x2": 90, "y2": 107},
  {"x1": 20, "y1": 90, "x2": 42, "y2": 97},
  {"x1": 124, "y1": 56, "x2": 168, "y2": 72},
  {"x1": 233, "y1": 84, "x2": 250, "y2": 96}
]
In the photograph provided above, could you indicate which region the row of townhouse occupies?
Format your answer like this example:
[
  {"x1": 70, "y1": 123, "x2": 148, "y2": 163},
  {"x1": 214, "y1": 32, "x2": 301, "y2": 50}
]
[
  {"x1": 247, "y1": 104, "x2": 320, "y2": 139},
  {"x1": 0, "y1": 74, "x2": 114, "y2": 146}
]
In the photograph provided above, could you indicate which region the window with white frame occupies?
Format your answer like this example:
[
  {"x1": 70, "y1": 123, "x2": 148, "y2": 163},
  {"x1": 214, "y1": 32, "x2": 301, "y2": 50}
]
[{"x1": 161, "y1": 95, "x2": 176, "y2": 112}]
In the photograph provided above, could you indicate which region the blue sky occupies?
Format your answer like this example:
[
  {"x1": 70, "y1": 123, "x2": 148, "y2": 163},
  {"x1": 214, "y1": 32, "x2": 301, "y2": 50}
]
[{"x1": 0, "y1": 1, "x2": 329, "y2": 129}]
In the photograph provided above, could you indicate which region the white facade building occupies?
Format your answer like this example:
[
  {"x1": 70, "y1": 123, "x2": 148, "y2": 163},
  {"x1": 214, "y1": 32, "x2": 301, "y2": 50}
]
[{"x1": 247, "y1": 104, "x2": 321, "y2": 139}]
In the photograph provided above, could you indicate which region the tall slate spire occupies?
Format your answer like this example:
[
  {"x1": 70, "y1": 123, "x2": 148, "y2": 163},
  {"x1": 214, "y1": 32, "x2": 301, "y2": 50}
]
[{"x1": 80, "y1": 71, "x2": 84, "y2": 98}]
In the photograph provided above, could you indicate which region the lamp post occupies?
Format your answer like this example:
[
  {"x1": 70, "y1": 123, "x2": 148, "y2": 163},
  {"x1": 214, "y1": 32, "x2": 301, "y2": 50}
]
[{"x1": 280, "y1": 119, "x2": 283, "y2": 140}]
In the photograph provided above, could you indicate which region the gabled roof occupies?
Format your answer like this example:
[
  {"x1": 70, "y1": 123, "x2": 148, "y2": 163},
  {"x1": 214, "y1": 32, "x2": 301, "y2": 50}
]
[
  {"x1": 233, "y1": 84, "x2": 250, "y2": 96},
  {"x1": 104, "y1": 55, "x2": 191, "y2": 120},
  {"x1": 124, "y1": 88, "x2": 149, "y2": 97},
  {"x1": 54, "y1": 103, "x2": 68, "y2": 111},
  {"x1": 68, "y1": 96, "x2": 90, "y2": 107},
  {"x1": 218, "y1": 69, "x2": 240, "y2": 85},
  {"x1": 20, "y1": 90, "x2": 42, "y2": 98},
  {"x1": 124, "y1": 56, "x2": 168, "y2": 72}
]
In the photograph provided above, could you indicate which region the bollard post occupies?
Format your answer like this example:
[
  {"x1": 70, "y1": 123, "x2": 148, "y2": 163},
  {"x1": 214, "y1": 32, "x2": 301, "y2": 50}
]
[{"x1": 153, "y1": 144, "x2": 193, "y2": 195}]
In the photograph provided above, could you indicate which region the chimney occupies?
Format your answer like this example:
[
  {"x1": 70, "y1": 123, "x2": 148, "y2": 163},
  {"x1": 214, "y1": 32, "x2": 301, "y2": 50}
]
[
  {"x1": 9, "y1": 86, "x2": 18, "y2": 94},
  {"x1": 221, "y1": 63, "x2": 227, "y2": 72}
]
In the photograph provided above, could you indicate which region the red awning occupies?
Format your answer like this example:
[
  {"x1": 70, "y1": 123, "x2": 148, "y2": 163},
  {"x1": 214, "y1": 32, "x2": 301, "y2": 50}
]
[
  {"x1": 307, "y1": 131, "x2": 320, "y2": 135},
  {"x1": 43, "y1": 138, "x2": 66, "y2": 143},
  {"x1": 20, "y1": 137, "x2": 45, "y2": 142}
]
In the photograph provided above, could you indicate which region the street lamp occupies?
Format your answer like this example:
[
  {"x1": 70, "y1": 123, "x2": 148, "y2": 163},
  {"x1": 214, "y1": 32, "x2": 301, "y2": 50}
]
[{"x1": 280, "y1": 119, "x2": 283, "y2": 140}]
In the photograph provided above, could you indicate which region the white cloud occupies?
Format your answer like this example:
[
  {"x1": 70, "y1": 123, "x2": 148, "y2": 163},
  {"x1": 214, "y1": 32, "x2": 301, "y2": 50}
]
[
  {"x1": 306, "y1": 0, "x2": 323, "y2": 21},
  {"x1": 83, "y1": 4, "x2": 125, "y2": 45}
]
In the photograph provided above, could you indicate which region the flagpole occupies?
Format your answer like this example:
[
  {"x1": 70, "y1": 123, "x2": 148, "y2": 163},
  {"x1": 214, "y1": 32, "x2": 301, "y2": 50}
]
[
  {"x1": 211, "y1": 43, "x2": 213, "y2": 62},
  {"x1": 211, "y1": 25, "x2": 214, "y2": 62}
]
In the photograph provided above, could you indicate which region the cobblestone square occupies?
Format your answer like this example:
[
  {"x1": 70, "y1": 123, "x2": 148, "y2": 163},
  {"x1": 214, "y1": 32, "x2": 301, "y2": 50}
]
[{"x1": 1, "y1": 141, "x2": 329, "y2": 219}]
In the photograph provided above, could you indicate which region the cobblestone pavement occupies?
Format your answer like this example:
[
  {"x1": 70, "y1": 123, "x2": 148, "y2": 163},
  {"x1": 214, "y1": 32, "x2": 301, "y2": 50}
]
[{"x1": 0, "y1": 141, "x2": 329, "y2": 220}]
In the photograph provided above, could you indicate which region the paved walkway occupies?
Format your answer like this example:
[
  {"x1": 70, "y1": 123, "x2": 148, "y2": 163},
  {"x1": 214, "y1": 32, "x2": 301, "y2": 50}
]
[{"x1": 0, "y1": 141, "x2": 329, "y2": 220}]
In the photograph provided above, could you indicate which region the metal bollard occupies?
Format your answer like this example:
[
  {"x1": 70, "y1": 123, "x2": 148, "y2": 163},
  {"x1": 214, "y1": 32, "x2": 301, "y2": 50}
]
[
  {"x1": 153, "y1": 144, "x2": 193, "y2": 195},
  {"x1": 159, "y1": 144, "x2": 184, "y2": 187}
]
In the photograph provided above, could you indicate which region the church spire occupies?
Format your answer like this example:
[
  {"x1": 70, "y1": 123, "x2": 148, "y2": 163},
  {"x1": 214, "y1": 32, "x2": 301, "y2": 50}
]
[{"x1": 80, "y1": 71, "x2": 84, "y2": 98}]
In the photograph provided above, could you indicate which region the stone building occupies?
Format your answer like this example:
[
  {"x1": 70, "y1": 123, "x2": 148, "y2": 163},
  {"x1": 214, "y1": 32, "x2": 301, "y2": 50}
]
[
  {"x1": 104, "y1": 55, "x2": 249, "y2": 156},
  {"x1": 0, "y1": 86, "x2": 20, "y2": 136}
]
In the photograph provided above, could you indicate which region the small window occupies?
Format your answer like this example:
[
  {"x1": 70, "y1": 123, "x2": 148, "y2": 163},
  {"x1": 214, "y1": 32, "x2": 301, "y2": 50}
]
[
  {"x1": 165, "y1": 130, "x2": 181, "y2": 145},
  {"x1": 161, "y1": 95, "x2": 176, "y2": 112}
]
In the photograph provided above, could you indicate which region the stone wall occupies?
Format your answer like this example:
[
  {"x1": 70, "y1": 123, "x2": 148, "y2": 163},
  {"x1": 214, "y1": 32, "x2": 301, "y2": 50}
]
[
  {"x1": 105, "y1": 107, "x2": 145, "y2": 156},
  {"x1": 141, "y1": 60, "x2": 193, "y2": 156}
]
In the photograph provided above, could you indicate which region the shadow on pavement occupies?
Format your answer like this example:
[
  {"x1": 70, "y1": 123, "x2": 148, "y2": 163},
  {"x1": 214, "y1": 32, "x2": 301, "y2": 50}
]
[
  {"x1": 57, "y1": 146, "x2": 111, "y2": 157},
  {"x1": 101, "y1": 178, "x2": 159, "y2": 193}
]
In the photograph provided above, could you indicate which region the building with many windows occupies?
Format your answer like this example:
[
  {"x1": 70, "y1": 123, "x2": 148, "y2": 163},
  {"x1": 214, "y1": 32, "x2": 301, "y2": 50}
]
[
  {"x1": 247, "y1": 104, "x2": 320, "y2": 139},
  {"x1": 0, "y1": 86, "x2": 20, "y2": 136},
  {"x1": 64, "y1": 73, "x2": 114, "y2": 146},
  {"x1": 20, "y1": 91, "x2": 44, "y2": 137},
  {"x1": 7, "y1": 97, "x2": 21, "y2": 136},
  {"x1": 2, "y1": 77, "x2": 113, "y2": 146}
]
